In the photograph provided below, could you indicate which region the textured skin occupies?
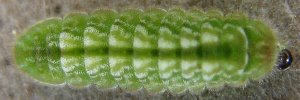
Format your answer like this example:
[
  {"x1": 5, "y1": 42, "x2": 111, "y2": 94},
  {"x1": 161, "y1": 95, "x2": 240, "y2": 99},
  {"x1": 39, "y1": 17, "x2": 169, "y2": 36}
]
[{"x1": 14, "y1": 8, "x2": 277, "y2": 93}]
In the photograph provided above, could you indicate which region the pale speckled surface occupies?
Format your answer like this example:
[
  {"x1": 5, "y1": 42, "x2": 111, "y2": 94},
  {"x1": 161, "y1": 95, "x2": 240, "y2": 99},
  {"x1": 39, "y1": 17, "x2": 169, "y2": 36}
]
[{"x1": 0, "y1": 0, "x2": 300, "y2": 100}]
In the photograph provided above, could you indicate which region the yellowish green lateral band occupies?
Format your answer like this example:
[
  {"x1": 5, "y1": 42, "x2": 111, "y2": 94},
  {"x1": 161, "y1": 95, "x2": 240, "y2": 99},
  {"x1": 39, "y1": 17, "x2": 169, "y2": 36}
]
[{"x1": 14, "y1": 8, "x2": 278, "y2": 93}]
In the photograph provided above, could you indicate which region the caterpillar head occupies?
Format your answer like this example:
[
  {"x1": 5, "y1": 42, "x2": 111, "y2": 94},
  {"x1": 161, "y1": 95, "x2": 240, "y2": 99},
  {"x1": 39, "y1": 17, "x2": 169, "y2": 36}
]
[{"x1": 277, "y1": 49, "x2": 293, "y2": 70}]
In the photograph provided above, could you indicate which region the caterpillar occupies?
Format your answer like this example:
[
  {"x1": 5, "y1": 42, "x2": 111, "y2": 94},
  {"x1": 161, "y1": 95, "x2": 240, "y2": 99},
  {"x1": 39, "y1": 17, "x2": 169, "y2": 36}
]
[{"x1": 14, "y1": 8, "x2": 283, "y2": 94}]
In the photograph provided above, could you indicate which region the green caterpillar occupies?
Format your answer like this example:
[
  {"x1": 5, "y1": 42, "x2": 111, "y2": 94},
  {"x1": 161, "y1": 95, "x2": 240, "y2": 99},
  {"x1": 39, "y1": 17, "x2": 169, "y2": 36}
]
[{"x1": 14, "y1": 8, "x2": 278, "y2": 93}]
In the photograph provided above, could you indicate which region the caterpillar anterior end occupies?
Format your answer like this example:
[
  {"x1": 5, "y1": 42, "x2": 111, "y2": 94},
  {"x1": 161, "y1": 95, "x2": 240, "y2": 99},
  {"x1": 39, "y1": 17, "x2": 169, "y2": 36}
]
[
  {"x1": 277, "y1": 49, "x2": 293, "y2": 70},
  {"x1": 14, "y1": 8, "x2": 279, "y2": 93}
]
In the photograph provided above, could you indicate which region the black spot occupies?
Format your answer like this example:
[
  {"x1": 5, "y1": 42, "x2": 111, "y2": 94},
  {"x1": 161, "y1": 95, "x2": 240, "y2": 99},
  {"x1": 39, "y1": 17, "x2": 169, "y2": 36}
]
[
  {"x1": 54, "y1": 5, "x2": 61, "y2": 14},
  {"x1": 277, "y1": 49, "x2": 293, "y2": 70},
  {"x1": 4, "y1": 58, "x2": 10, "y2": 66}
]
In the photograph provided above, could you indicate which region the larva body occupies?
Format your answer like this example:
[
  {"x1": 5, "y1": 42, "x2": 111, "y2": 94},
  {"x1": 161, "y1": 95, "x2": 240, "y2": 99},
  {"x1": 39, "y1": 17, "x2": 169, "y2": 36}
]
[{"x1": 14, "y1": 8, "x2": 277, "y2": 93}]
